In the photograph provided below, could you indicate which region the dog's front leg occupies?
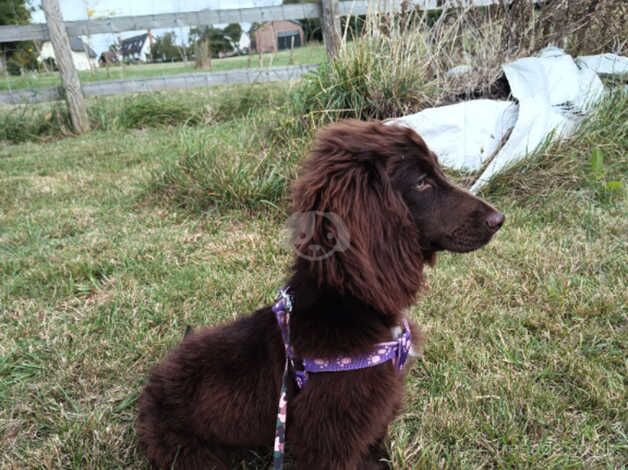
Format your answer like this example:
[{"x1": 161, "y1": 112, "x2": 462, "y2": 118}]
[
  {"x1": 287, "y1": 370, "x2": 400, "y2": 470},
  {"x1": 358, "y1": 436, "x2": 392, "y2": 470}
]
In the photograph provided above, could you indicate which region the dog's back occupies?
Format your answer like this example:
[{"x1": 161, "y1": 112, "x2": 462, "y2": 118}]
[{"x1": 136, "y1": 308, "x2": 282, "y2": 468}]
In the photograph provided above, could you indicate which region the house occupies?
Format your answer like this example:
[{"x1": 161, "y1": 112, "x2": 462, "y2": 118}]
[
  {"x1": 38, "y1": 37, "x2": 97, "y2": 71},
  {"x1": 251, "y1": 21, "x2": 304, "y2": 53},
  {"x1": 120, "y1": 32, "x2": 153, "y2": 62}
]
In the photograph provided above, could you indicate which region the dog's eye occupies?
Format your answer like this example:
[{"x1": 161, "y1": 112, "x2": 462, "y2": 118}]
[{"x1": 415, "y1": 180, "x2": 432, "y2": 192}]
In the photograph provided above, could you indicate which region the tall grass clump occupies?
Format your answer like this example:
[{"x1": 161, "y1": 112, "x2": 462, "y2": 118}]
[
  {"x1": 144, "y1": 115, "x2": 293, "y2": 211},
  {"x1": 90, "y1": 85, "x2": 291, "y2": 131},
  {"x1": 294, "y1": 5, "x2": 509, "y2": 124},
  {"x1": 91, "y1": 93, "x2": 206, "y2": 130},
  {"x1": 294, "y1": 0, "x2": 626, "y2": 126},
  {"x1": 0, "y1": 103, "x2": 72, "y2": 143}
]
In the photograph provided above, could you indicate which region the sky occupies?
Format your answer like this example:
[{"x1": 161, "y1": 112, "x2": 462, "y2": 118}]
[{"x1": 29, "y1": 0, "x2": 282, "y2": 54}]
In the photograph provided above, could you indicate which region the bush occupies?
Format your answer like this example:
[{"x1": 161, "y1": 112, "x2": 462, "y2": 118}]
[{"x1": 293, "y1": 6, "x2": 506, "y2": 125}]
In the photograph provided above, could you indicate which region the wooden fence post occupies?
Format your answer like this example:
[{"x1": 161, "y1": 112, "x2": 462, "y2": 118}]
[
  {"x1": 320, "y1": 0, "x2": 340, "y2": 59},
  {"x1": 41, "y1": 0, "x2": 90, "y2": 133}
]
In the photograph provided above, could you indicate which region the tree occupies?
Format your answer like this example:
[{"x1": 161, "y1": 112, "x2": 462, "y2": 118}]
[
  {"x1": 0, "y1": 0, "x2": 39, "y2": 75},
  {"x1": 223, "y1": 23, "x2": 242, "y2": 44},
  {"x1": 189, "y1": 24, "x2": 239, "y2": 58},
  {"x1": 152, "y1": 32, "x2": 186, "y2": 62}
]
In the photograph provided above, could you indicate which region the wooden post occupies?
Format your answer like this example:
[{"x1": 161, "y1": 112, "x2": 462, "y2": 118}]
[
  {"x1": 320, "y1": 0, "x2": 340, "y2": 59},
  {"x1": 41, "y1": 0, "x2": 89, "y2": 133}
]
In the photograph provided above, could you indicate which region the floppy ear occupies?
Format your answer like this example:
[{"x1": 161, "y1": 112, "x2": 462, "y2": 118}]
[{"x1": 290, "y1": 121, "x2": 425, "y2": 315}]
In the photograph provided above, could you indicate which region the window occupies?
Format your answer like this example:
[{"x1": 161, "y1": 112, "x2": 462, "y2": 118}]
[{"x1": 276, "y1": 31, "x2": 301, "y2": 50}]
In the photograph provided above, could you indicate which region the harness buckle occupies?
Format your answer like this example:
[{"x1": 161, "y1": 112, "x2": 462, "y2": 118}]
[
  {"x1": 290, "y1": 358, "x2": 308, "y2": 388},
  {"x1": 394, "y1": 328, "x2": 412, "y2": 370}
]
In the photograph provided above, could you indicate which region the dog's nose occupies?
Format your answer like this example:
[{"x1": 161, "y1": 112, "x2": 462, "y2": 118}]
[{"x1": 486, "y1": 211, "x2": 505, "y2": 231}]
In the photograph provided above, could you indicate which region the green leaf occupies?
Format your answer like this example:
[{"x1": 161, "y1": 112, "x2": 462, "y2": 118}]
[
  {"x1": 590, "y1": 148, "x2": 605, "y2": 179},
  {"x1": 605, "y1": 181, "x2": 623, "y2": 191}
]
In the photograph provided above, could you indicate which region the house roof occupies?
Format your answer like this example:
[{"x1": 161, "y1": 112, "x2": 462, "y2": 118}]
[
  {"x1": 120, "y1": 33, "x2": 149, "y2": 55},
  {"x1": 69, "y1": 37, "x2": 96, "y2": 58},
  {"x1": 250, "y1": 20, "x2": 302, "y2": 33}
]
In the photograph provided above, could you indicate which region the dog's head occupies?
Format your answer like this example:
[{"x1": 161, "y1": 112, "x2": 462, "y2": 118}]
[{"x1": 290, "y1": 119, "x2": 503, "y2": 315}]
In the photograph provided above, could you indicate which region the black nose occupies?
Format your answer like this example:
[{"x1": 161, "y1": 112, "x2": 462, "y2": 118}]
[{"x1": 486, "y1": 211, "x2": 505, "y2": 231}]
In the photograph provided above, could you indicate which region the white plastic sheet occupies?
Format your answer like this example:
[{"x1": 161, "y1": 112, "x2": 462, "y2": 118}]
[
  {"x1": 389, "y1": 47, "x2": 624, "y2": 193},
  {"x1": 577, "y1": 53, "x2": 628, "y2": 76},
  {"x1": 391, "y1": 100, "x2": 517, "y2": 171},
  {"x1": 470, "y1": 47, "x2": 605, "y2": 192}
]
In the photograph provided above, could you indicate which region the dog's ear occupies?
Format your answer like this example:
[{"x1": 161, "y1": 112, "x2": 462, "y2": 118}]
[{"x1": 291, "y1": 120, "x2": 425, "y2": 315}]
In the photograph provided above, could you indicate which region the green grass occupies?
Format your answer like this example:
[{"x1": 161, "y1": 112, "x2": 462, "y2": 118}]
[
  {"x1": 0, "y1": 83, "x2": 293, "y2": 144},
  {"x1": 0, "y1": 86, "x2": 626, "y2": 469},
  {"x1": 0, "y1": 44, "x2": 325, "y2": 92}
]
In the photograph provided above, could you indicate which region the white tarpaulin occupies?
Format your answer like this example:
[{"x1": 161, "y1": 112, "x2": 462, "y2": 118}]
[
  {"x1": 576, "y1": 53, "x2": 628, "y2": 75},
  {"x1": 470, "y1": 46, "x2": 606, "y2": 192},
  {"x1": 392, "y1": 100, "x2": 518, "y2": 171},
  {"x1": 388, "y1": 47, "x2": 623, "y2": 193}
]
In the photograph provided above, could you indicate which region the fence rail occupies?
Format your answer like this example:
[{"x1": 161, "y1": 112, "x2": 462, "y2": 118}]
[
  {"x1": 0, "y1": 64, "x2": 319, "y2": 105},
  {"x1": 0, "y1": 0, "x2": 508, "y2": 43},
  {"x1": 1, "y1": 2, "x2": 372, "y2": 43},
  {"x1": 0, "y1": 0, "x2": 506, "y2": 110}
]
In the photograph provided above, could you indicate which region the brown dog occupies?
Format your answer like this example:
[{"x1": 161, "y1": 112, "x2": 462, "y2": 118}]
[{"x1": 136, "y1": 120, "x2": 504, "y2": 469}]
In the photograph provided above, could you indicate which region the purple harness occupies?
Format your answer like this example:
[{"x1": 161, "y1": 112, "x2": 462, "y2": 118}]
[{"x1": 271, "y1": 287, "x2": 412, "y2": 469}]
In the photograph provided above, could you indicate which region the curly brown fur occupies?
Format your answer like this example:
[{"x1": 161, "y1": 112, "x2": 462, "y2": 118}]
[{"x1": 136, "y1": 119, "x2": 504, "y2": 469}]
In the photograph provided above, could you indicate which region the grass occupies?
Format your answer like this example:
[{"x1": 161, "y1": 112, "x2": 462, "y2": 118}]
[
  {"x1": 0, "y1": 82, "x2": 292, "y2": 144},
  {"x1": 144, "y1": 122, "x2": 289, "y2": 211},
  {"x1": 0, "y1": 44, "x2": 326, "y2": 92},
  {"x1": 293, "y1": 9, "x2": 509, "y2": 125},
  {"x1": 1, "y1": 76, "x2": 626, "y2": 469}
]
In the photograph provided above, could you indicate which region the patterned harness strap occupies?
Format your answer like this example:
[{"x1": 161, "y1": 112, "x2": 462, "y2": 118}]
[
  {"x1": 271, "y1": 286, "x2": 412, "y2": 470},
  {"x1": 271, "y1": 288, "x2": 293, "y2": 470}
]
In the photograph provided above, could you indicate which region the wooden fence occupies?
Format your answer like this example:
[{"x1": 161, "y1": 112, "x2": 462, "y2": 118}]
[
  {"x1": 0, "y1": 0, "x2": 505, "y2": 42},
  {"x1": 0, "y1": 64, "x2": 319, "y2": 105},
  {"x1": 0, "y1": 1, "x2": 378, "y2": 42},
  {"x1": 0, "y1": 0, "x2": 504, "y2": 129}
]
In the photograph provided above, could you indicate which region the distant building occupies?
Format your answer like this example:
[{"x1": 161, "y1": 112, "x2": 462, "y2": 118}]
[
  {"x1": 38, "y1": 37, "x2": 97, "y2": 71},
  {"x1": 120, "y1": 32, "x2": 154, "y2": 62},
  {"x1": 251, "y1": 21, "x2": 304, "y2": 53}
]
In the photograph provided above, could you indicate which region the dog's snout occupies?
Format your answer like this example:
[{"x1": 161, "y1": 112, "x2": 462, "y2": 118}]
[{"x1": 486, "y1": 211, "x2": 505, "y2": 231}]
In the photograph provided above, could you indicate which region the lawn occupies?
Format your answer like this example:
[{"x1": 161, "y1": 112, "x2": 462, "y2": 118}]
[
  {"x1": 0, "y1": 84, "x2": 626, "y2": 469},
  {"x1": 0, "y1": 43, "x2": 326, "y2": 92}
]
